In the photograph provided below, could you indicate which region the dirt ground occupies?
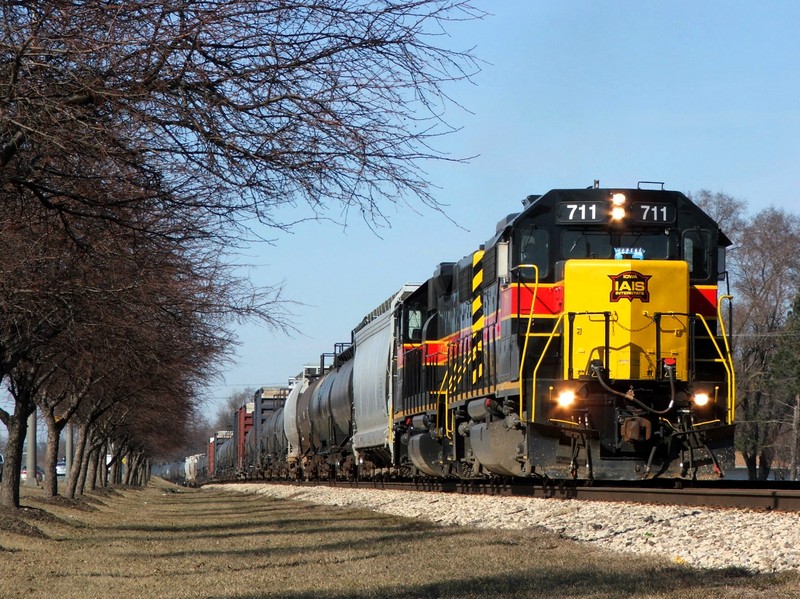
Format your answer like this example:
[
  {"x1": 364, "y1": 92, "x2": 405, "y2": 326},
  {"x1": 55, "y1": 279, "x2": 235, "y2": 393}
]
[{"x1": 0, "y1": 479, "x2": 798, "y2": 599}]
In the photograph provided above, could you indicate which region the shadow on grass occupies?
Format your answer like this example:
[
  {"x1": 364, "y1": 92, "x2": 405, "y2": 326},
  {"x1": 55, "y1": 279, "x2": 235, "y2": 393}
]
[
  {"x1": 198, "y1": 565, "x2": 770, "y2": 599},
  {"x1": 121, "y1": 525, "x2": 472, "y2": 561}
]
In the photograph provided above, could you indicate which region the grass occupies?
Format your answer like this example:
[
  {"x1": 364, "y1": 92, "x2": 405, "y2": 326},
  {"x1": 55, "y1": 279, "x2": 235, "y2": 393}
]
[{"x1": 0, "y1": 478, "x2": 797, "y2": 598}]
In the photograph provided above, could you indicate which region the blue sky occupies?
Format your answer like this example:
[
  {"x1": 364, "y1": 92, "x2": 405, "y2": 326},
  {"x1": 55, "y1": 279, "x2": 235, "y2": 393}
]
[{"x1": 204, "y1": 1, "x2": 800, "y2": 414}]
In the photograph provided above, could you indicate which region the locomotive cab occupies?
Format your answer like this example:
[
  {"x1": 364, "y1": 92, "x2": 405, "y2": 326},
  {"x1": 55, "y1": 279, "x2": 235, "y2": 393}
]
[{"x1": 506, "y1": 187, "x2": 733, "y2": 479}]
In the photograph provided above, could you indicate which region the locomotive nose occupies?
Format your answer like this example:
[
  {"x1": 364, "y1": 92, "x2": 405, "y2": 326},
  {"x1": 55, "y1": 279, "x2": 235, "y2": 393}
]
[{"x1": 563, "y1": 259, "x2": 690, "y2": 382}]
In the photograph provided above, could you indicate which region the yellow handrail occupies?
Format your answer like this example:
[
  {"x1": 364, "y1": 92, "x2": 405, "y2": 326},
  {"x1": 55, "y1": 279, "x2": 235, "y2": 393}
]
[
  {"x1": 525, "y1": 313, "x2": 565, "y2": 423},
  {"x1": 695, "y1": 312, "x2": 734, "y2": 424},
  {"x1": 716, "y1": 295, "x2": 736, "y2": 422},
  {"x1": 516, "y1": 264, "x2": 539, "y2": 420},
  {"x1": 437, "y1": 367, "x2": 452, "y2": 439}
]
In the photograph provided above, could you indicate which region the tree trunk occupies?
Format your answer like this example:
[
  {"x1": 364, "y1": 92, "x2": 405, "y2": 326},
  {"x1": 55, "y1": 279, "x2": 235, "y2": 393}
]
[
  {"x1": 76, "y1": 443, "x2": 91, "y2": 497},
  {"x1": 65, "y1": 422, "x2": 89, "y2": 499},
  {"x1": 109, "y1": 454, "x2": 120, "y2": 485},
  {"x1": 0, "y1": 401, "x2": 34, "y2": 508},
  {"x1": 40, "y1": 410, "x2": 66, "y2": 498},
  {"x1": 100, "y1": 452, "x2": 108, "y2": 488},
  {"x1": 86, "y1": 446, "x2": 99, "y2": 492},
  {"x1": 792, "y1": 394, "x2": 799, "y2": 482},
  {"x1": 106, "y1": 441, "x2": 124, "y2": 487},
  {"x1": 94, "y1": 441, "x2": 105, "y2": 489},
  {"x1": 758, "y1": 448, "x2": 773, "y2": 481},
  {"x1": 129, "y1": 452, "x2": 143, "y2": 486},
  {"x1": 743, "y1": 451, "x2": 757, "y2": 481},
  {"x1": 42, "y1": 416, "x2": 61, "y2": 498},
  {"x1": 124, "y1": 451, "x2": 133, "y2": 485}
]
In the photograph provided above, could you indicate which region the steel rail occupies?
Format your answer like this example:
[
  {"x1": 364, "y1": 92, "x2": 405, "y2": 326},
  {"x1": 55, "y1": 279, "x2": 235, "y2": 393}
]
[{"x1": 305, "y1": 479, "x2": 800, "y2": 512}]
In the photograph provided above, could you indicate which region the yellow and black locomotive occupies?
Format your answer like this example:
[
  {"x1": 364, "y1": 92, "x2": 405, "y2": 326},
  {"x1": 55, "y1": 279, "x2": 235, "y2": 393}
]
[{"x1": 396, "y1": 183, "x2": 735, "y2": 480}]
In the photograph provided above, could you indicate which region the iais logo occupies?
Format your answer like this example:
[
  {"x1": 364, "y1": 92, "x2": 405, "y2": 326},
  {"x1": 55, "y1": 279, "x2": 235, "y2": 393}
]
[{"x1": 608, "y1": 271, "x2": 652, "y2": 302}]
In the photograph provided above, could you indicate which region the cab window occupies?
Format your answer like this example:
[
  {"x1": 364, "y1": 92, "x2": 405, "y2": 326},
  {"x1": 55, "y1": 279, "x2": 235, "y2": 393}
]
[
  {"x1": 515, "y1": 228, "x2": 549, "y2": 278},
  {"x1": 406, "y1": 308, "x2": 423, "y2": 342},
  {"x1": 682, "y1": 230, "x2": 710, "y2": 279}
]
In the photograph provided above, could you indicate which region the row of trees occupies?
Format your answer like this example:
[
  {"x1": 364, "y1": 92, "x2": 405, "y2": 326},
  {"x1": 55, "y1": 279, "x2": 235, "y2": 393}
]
[
  {"x1": 0, "y1": 1, "x2": 482, "y2": 507},
  {"x1": 693, "y1": 191, "x2": 800, "y2": 480},
  {"x1": 0, "y1": 195, "x2": 262, "y2": 504}
]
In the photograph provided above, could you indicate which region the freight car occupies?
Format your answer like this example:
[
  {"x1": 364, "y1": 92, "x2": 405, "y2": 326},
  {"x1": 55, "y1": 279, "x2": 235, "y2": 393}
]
[
  {"x1": 152, "y1": 453, "x2": 208, "y2": 486},
  {"x1": 206, "y1": 183, "x2": 735, "y2": 482},
  {"x1": 151, "y1": 460, "x2": 185, "y2": 484}
]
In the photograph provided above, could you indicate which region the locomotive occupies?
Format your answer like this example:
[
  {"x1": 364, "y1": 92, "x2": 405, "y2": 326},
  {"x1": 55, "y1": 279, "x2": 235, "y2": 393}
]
[{"x1": 191, "y1": 183, "x2": 736, "y2": 484}]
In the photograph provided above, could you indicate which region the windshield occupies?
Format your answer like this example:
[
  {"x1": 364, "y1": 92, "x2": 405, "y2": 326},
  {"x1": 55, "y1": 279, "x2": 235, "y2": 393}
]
[{"x1": 561, "y1": 231, "x2": 670, "y2": 260}]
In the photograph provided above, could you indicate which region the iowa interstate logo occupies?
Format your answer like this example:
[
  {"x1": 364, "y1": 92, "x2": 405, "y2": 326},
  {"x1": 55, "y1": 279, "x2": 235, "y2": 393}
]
[{"x1": 608, "y1": 271, "x2": 652, "y2": 302}]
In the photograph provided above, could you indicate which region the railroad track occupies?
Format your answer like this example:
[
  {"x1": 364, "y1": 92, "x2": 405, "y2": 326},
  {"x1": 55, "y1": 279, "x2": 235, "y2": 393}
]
[{"x1": 290, "y1": 478, "x2": 800, "y2": 512}]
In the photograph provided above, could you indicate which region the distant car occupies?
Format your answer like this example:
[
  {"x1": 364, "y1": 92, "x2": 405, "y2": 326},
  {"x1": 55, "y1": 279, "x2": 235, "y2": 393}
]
[
  {"x1": 56, "y1": 459, "x2": 67, "y2": 478},
  {"x1": 21, "y1": 465, "x2": 44, "y2": 482}
]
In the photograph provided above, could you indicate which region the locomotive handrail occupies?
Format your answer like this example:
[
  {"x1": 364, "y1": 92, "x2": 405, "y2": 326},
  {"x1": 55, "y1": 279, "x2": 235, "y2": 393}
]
[
  {"x1": 515, "y1": 264, "x2": 540, "y2": 420},
  {"x1": 566, "y1": 311, "x2": 612, "y2": 379},
  {"x1": 526, "y1": 312, "x2": 565, "y2": 424},
  {"x1": 695, "y1": 312, "x2": 735, "y2": 423},
  {"x1": 652, "y1": 311, "x2": 693, "y2": 382},
  {"x1": 439, "y1": 333, "x2": 480, "y2": 440},
  {"x1": 717, "y1": 295, "x2": 736, "y2": 422},
  {"x1": 438, "y1": 368, "x2": 452, "y2": 439}
]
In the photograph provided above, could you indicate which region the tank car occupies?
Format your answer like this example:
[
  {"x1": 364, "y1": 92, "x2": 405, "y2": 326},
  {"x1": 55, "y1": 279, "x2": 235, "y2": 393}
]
[
  {"x1": 254, "y1": 386, "x2": 290, "y2": 478},
  {"x1": 208, "y1": 431, "x2": 235, "y2": 479},
  {"x1": 261, "y1": 400, "x2": 288, "y2": 477},
  {"x1": 274, "y1": 288, "x2": 418, "y2": 481},
  {"x1": 284, "y1": 366, "x2": 313, "y2": 478},
  {"x1": 394, "y1": 184, "x2": 735, "y2": 480},
  {"x1": 183, "y1": 453, "x2": 208, "y2": 486},
  {"x1": 152, "y1": 460, "x2": 185, "y2": 484},
  {"x1": 283, "y1": 345, "x2": 358, "y2": 479}
]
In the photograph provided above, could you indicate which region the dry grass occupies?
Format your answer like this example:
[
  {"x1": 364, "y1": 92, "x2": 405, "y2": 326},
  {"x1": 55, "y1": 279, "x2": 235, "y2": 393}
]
[{"x1": 0, "y1": 478, "x2": 797, "y2": 599}]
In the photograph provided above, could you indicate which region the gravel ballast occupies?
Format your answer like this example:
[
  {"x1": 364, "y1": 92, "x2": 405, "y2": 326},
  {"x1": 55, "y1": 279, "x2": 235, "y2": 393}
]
[{"x1": 218, "y1": 483, "x2": 800, "y2": 574}]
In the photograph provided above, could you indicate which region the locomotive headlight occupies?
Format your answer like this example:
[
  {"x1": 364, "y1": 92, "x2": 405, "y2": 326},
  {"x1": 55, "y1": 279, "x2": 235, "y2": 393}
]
[
  {"x1": 610, "y1": 192, "x2": 627, "y2": 221},
  {"x1": 611, "y1": 192, "x2": 627, "y2": 206},
  {"x1": 692, "y1": 392, "x2": 710, "y2": 407},
  {"x1": 556, "y1": 389, "x2": 576, "y2": 408}
]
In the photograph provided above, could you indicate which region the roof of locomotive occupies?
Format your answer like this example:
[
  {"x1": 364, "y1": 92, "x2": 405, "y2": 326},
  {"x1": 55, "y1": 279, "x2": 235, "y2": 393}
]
[{"x1": 486, "y1": 186, "x2": 732, "y2": 248}]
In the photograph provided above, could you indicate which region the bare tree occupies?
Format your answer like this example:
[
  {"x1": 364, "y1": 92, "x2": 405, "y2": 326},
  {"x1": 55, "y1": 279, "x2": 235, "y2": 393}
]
[
  {"x1": 0, "y1": 2, "x2": 482, "y2": 500},
  {"x1": 1, "y1": 1, "x2": 483, "y2": 242},
  {"x1": 210, "y1": 387, "x2": 258, "y2": 433},
  {"x1": 732, "y1": 208, "x2": 800, "y2": 479},
  {"x1": 726, "y1": 207, "x2": 800, "y2": 479},
  {"x1": 693, "y1": 192, "x2": 800, "y2": 479},
  {"x1": 0, "y1": 205, "x2": 86, "y2": 508},
  {"x1": 689, "y1": 190, "x2": 748, "y2": 237},
  {"x1": 0, "y1": 190, "x2": 268, "y2": 506},
  {"x1": 765, "y1": 295, "x2": 800, "y2": 480}
]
